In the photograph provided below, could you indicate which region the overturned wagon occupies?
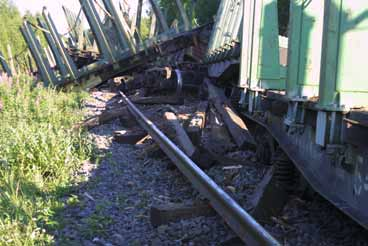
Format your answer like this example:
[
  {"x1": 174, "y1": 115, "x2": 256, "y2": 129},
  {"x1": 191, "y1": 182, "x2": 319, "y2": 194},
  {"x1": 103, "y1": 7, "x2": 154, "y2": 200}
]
[{"x1": 20, "y1": 0, "x2": 368, "y2": 238}]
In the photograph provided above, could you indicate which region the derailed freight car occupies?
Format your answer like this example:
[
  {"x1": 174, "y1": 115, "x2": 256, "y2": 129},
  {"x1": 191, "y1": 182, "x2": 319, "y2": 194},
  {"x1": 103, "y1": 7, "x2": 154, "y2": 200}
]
[{"x1": 207, "y1": 0, "x2": 368, "y2": 228}]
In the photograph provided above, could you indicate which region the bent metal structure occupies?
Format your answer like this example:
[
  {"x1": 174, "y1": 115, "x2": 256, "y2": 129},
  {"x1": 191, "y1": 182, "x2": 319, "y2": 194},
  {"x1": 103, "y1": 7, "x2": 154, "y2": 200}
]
[
  {"x1": 20, "y1": 0, "x2": 205, "y2": 90},
  {"x1": 18, "y1": 0, "x2": 368, "y2": 242}
]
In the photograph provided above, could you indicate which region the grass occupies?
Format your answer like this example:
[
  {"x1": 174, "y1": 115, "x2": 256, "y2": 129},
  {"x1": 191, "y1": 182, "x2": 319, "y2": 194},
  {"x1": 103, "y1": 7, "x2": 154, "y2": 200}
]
[{"x1": 0, "y1": 76, "x2": 93, "y2": 245}]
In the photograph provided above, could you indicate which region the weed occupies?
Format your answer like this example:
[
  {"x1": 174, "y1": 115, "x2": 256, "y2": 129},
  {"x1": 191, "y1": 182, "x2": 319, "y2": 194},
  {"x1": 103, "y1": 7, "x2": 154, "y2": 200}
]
[{"x1": 0, "y1": 76, "x2": 93, "y2": 245}]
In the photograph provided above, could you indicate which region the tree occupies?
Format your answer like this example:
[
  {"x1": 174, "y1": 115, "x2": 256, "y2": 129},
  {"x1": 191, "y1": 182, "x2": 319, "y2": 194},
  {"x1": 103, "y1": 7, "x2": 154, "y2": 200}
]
[
  {"x1": 0, "y1": 0, "x2": 25, "y2": 66},
  {"x1": 0, "y1": 1, "x2": 47, "y2": 72},
  {"x1": 158, "y1": 0, "x2": 220, "y2": 27}
]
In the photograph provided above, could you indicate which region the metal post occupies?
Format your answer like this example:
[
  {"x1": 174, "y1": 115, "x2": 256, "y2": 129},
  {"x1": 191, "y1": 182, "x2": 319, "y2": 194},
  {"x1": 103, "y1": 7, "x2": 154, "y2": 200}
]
[
  {"x1": 101, "y1": 0, "x2": 136, "y2": 54},
  {"x1": 43, "y1": 8, "x2": 79, "y2": 80},
  {"x1": 38, "y1": 17, "x2": 69, "y2": 78},
  {"x1": 148, "y1": 0, "x2": 169, "y2": 33},
  {"x1": 239, "y1": 0, "x2": 251, "y2": 88},
  {"x1": 79, "y1": 0, "x2": 116, "y2": 63},
  {"x1": 21, "y1": 21, "x2": 57, "y2": 86},
  {"x1": 136, "y1": 0, "x2": 143, "y2": 33},
  {"x1": 0, "y1": 50, "x2": 12, "y2": 76},
  {"x1": 174, "y1": 0, "x2": 190, "y2": 31}
]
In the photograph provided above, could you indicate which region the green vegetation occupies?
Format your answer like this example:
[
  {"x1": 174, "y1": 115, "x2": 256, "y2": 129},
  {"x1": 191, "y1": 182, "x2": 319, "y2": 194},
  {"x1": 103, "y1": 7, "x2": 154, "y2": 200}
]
[
  {"x1": 0, "y1": 0, "x2": 46, "y2": 73},
  {"x1": 0, "y1": 76, "x2": 93, "y2": 245},
  {"x1": 0, "y1": 0, "x2": 25, "y2": 62},
  {"x1": 159, "y1": 0, "x2": 220, "y2": 27}
]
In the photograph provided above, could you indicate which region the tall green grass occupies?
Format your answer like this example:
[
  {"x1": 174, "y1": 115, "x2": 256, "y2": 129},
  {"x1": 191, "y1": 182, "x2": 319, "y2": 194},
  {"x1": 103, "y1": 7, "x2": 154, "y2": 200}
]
[{"x1": 0, "y1": 77, "x2": 93, "y2": 245}]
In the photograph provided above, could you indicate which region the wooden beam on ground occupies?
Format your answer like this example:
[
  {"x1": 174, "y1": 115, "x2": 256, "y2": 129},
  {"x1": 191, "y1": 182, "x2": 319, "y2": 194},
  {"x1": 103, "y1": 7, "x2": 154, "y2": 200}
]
[
  {"x1": 150, "y1": 203, "x2": 215, "y2": 227},
  {"x1": 205, "y1": 79, "x2": 255, "y2": 149}
]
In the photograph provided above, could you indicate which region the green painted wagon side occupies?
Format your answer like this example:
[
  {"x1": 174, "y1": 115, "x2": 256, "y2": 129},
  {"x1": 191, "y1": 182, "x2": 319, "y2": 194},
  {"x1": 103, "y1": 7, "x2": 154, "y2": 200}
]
[
  {"x1": 286, "y1": 0, "x2": 325, "y2": 99},
  {"x1": 239, "y1": 0, "x2": 284, "y2": 90},
  {"x1": 318, "y1": 0, "x2": 368, "y2": 110}
]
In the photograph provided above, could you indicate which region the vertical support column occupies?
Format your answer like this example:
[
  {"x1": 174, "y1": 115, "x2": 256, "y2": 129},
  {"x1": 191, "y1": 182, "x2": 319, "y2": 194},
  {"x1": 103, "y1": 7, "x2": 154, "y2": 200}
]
[
  {"x1": 286, "y1": 0, "x2": 303, "y2": 98},
  {"x1": 239, "y1": 0, "x2": 252, "y2": 88},
  {"x1": 0, "y1": 51, "x2": 12, "y2": 76},
  {"x1": 318, "y1": 0, "x2": 340, "y2": 109},
  {"x1": 136, "y1": 0, "x2": 143, "y2": 33},
  {"x1": 21, "y1": 21, "x2": 57, "y2": 86},
  {"x1": 43, "y1": 8, "x2": 79, "y2": 80},
  {"x1": 79, "y1": 0, "x2": 116, "y2": 63},
  {"x1": 148, "y1": 0, "x2": 169, "y2": 33},
  {"x1": 174, "y1": 0, "x2": 190, "y2": 31},
  {"x1": 27, "y1": 51, "x2": 34, "y2": 74},
  {"x1": 102, "y1": 0, "x2": 136, "y2": 54},
  {"x1": 38, "y1": 18, "x2": 69, "y2": 78}
]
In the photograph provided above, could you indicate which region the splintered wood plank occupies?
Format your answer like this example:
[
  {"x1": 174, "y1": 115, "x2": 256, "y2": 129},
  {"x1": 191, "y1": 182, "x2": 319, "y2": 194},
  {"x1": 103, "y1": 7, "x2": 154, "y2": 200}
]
[
  {"x1": 205, "y1": 79, "x2": 255, "y2": 149},
  {"x1": 164, "y1": 111, "x2": 197, "y2": 157},
  {"x1": 150, "y1": 203, "x2": 215, "y2": 227},
  {"x1": 186, "y1": 101, "x2": 208, "y2": 146}
]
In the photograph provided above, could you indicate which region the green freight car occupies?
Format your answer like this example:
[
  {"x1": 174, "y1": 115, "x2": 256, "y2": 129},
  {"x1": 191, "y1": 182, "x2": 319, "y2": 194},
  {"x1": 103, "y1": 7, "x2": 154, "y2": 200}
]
[{"x1": 206, "y1": 0, "x2": 368, "y2": 228}]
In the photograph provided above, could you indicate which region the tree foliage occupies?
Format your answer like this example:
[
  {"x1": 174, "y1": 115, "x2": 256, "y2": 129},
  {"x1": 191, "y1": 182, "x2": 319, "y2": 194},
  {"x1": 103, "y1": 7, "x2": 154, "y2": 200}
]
[
  {"x1": 158, "y1": 0, "x2": 220, "y2": 27},
  {"x1": 0, "y1": 0, "x2": 26, "y2": 62},
  {"x1": 0, "y1": 0, "x2": 45, "y2": 72}
]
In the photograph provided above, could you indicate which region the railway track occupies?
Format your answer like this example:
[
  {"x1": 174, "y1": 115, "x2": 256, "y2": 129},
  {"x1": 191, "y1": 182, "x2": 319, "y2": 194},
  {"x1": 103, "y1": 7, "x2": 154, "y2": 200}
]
[
  {"x1": 2, "y1": 0, "x2": 368, "y2": 244},
  {"x1": 60, "y1": 88, "x2": 367, "y2": 245},
  {"x1": 119, "y1": 91, "x2": 279, "y2": 245}
]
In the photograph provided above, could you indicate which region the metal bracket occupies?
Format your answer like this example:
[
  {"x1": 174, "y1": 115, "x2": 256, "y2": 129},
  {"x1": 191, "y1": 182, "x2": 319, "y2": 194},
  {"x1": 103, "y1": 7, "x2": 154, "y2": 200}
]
[
  {"x1": 316, "y1": 110, "x2": 344, "y2": 147},
  {"x1": 284, "y1": 98, "x2": 307, "y2": 135}
]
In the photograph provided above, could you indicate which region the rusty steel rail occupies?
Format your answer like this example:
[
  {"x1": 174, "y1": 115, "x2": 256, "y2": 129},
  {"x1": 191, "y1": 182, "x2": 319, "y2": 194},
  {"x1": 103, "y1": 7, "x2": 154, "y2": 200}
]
[{"x1": 119, "y1": 91, "x2": 279, "y2": 245}]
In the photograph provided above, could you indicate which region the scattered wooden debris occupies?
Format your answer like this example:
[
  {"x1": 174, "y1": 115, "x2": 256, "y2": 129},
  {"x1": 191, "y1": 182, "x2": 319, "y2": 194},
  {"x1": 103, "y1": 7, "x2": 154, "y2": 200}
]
[
  {"x1": 222, "y1": 165, "x2": 242, "y2": 170},
  {"x1": 113, "y1": 129, "x2": 147, "y2": 144},
  {"x1": 150, "y1": 202, "x2": 215, "y2": 227},
  {"x1": 135, "y1": 135, "x2": 152, "y2": 145},
  {"x1": 164, "y1": 111, "x2": 198, "y2": 158},
  {"x1": 205, "y1": 79, "x2": 255, "y2": 149},
  {"x1": 186, "y1": 101, "x2": 208, "y2": 146},
  {"x1": 207, "y1": 105, "x2": 235, "y2": 154},
  {"x1": 80, "y1": 107, "x2": 132, "y2": 129},
  {"x1": 164, "y1": 111, "x2": 213, "y2": 169}
]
